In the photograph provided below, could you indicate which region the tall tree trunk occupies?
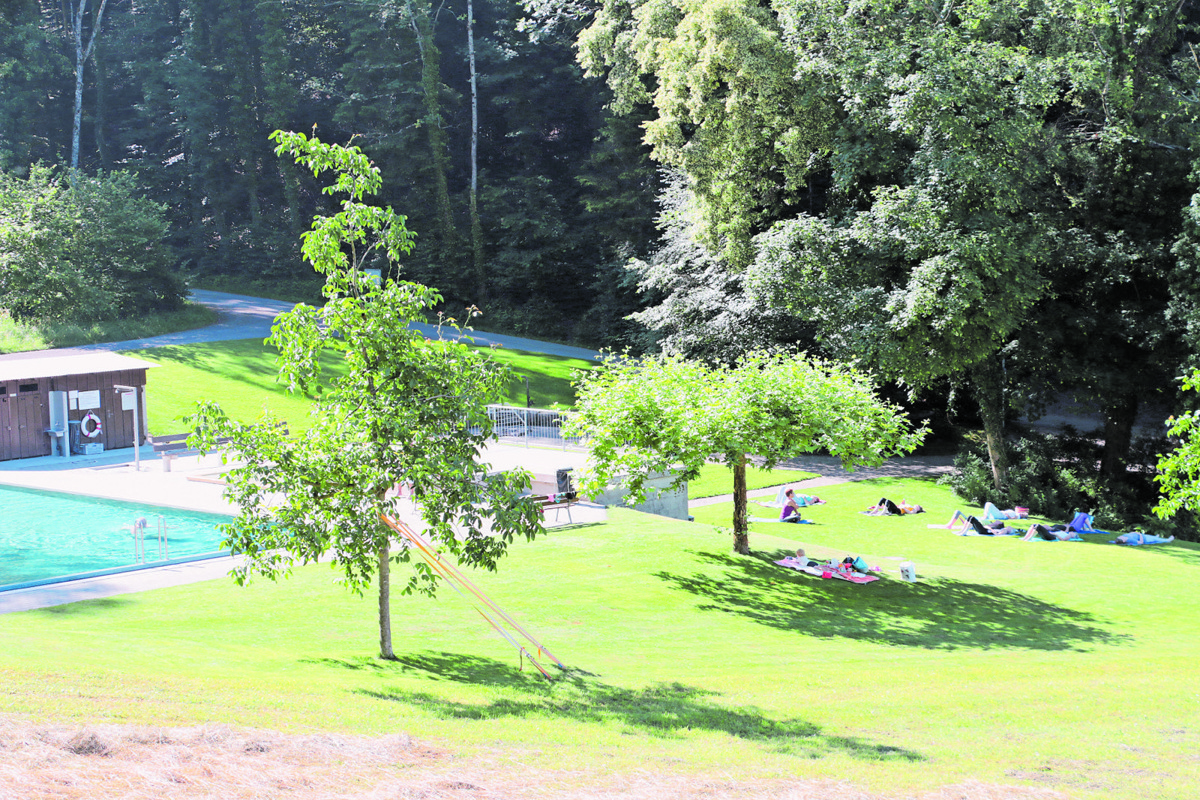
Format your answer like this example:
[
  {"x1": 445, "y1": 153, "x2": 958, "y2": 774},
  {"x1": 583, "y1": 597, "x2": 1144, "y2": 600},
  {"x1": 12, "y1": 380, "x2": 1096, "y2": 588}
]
[
  {"x1": 972, "y1": 355, "x2": 1008, "y2": 492},
  {"x1": 68, "y1": 0, "x2": 109, "y2": 172},
  {"x1": 257, "y1": 0, "x2": 303, "y2": 263},
  {"x1": 93, "y1": 38, "x2": 108, "y2": 169},
  {"x1": 377, "y1": 542, "x2": 394, "y2": 659},
  {"x1": 406, "y1": 0, "x2": 458, "y2": 269},
  {"x1": 732, "y1": 453, "x2": 749, "y2": 554},
  {"x1": 466, "y1": 0, "x2": 485, "y2": 302},
  {"x1": 72, "y1": 27, "x2": 85, "y2": 171},
  {"x1": 1101, "y1": 392, "x2": 1138, "y2": 481}
]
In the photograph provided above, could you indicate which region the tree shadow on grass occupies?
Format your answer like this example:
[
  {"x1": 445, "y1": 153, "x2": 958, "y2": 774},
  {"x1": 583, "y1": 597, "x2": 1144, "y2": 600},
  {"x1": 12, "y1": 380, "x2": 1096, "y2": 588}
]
[
  {"x1": 654, "y1": 550, "x2": 1129, "y2": 652},
  {"x1": 33, "y1": 597, "x2": 133, "y2": 615},
  {"x1": 1109, "y1": 540, "x2": 1200, "y2": 567},
  {"x1": 354, "y1": 651, "x2": 922, "y2": 761}
]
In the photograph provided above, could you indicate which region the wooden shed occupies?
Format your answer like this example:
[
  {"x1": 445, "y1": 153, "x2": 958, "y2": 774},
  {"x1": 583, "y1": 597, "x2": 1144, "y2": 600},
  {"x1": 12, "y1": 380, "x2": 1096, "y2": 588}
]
[{"x1": 0, "y1": 350, "x2": 158, "y2": 461}]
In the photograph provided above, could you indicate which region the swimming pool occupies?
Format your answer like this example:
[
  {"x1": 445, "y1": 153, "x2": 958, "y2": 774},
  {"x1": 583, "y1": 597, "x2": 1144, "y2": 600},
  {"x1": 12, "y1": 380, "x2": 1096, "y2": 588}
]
[{"x1": 0, "y1": 485, "x2": 233, "y2": 590}]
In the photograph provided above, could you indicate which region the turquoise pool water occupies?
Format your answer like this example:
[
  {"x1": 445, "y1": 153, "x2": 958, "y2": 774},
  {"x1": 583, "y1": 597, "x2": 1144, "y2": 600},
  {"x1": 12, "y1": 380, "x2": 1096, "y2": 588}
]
[{"x1": 0, "y1": 485, "x2": 232, "y2": 590}]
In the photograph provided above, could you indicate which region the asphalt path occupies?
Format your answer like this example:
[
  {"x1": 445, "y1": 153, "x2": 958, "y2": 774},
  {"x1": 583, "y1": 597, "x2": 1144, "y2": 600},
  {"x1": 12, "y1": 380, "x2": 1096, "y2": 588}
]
[{"x1": 73, "y1": 289, "x2": 603, "y2": 362}]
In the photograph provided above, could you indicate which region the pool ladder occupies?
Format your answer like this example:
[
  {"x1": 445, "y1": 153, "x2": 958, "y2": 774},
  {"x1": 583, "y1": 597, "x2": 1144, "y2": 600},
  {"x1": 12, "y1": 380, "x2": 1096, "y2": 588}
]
[{"x1": 132, "y1": 515, "x2": 170, "y2": 563}]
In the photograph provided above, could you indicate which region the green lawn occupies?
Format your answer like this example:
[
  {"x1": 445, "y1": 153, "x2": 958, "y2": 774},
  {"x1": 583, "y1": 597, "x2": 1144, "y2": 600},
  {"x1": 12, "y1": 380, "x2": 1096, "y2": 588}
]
[
  {"x1": 1, "y1": 477, "x2": 1196, "y2": 798},
  {"x1": 0, "y1": 303, "x2": 217, "y2": 354},
  {"x1": 688, "y1": 462, "x2": 818, "y2": 499},
  {"x1": 134, "y1": 338, "x2": 591, "y2": 435}
]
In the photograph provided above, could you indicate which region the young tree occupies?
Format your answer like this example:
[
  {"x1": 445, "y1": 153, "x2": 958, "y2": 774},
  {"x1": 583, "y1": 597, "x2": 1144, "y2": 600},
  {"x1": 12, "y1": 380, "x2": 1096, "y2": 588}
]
[
  {"x1": 567, "y1": 352, "x2": 924, "y2": 553},
  {"x1": 188, "y1": 132, "x2": 543, "y2": 660},
  {"x1": 1154, "y1": 370, "x2": 1200, "y2": 524}
]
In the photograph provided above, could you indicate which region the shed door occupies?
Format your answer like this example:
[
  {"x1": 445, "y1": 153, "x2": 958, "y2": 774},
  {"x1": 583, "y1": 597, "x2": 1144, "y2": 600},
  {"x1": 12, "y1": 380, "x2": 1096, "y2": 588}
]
[{"x1": 0, "y1": 381, "x2": 51, "y2": 460}]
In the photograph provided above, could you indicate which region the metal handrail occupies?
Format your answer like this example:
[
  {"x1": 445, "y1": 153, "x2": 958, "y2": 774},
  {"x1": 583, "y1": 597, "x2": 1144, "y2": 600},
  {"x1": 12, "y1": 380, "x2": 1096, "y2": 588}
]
[{"x1": 485, "y1": 405, "x2": 586, "y2": 450}]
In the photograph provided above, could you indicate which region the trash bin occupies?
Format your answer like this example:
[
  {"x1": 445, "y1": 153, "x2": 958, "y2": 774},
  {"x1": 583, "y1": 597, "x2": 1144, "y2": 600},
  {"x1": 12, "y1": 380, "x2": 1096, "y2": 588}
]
[
  {"x1": 555, "y1": 468, "x2": 574, "y2": 495},
  {"x1": 68, "y1": 420, "x2": 82, "y2": 455}
]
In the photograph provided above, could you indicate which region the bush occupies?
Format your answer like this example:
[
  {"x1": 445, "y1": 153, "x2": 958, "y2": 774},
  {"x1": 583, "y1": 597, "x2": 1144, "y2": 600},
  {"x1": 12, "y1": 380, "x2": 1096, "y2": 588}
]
[
  {"x1": 942, "y1": 428, "x2": 1184, "y2": 536},
  {"x1": 0, "y1": 166, "x2": 186, "y2": 323}
]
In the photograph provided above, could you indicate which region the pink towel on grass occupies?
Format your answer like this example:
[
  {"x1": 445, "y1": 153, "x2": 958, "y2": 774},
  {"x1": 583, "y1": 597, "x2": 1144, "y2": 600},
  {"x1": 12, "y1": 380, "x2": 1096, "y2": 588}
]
[{"x1": 774, "y1": 558, "x2": 880, "y2": 583}]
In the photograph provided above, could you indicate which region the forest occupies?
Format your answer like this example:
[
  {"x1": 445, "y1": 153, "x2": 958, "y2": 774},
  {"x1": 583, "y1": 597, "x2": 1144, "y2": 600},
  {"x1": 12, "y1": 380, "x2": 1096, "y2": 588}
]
[{"x1": 4, "y1": 0, "x2": 1200, "y2": 532}]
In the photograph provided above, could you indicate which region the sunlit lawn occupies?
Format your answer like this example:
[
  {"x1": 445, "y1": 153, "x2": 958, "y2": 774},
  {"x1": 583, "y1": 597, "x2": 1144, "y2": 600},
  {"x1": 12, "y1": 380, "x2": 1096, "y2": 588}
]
[
  {"x1": 0, "y1": 303, "x2": 217, "y2": 354},
  {"x1": 687, "y1": 462, "x2": 818, "y2": 499},
  {"x1": 133, "y1": 338, "x2": 591, "y2": 435},
  {"x1": 1, "y1": 478, "x2": 1196, "y2": 798}
]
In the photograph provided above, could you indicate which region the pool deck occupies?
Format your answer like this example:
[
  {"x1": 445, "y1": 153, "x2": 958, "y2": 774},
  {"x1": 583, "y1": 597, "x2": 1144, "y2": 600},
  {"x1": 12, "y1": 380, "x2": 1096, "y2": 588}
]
[{"x1": 0, "y1": 444, "x2": 606, "y2": 614}]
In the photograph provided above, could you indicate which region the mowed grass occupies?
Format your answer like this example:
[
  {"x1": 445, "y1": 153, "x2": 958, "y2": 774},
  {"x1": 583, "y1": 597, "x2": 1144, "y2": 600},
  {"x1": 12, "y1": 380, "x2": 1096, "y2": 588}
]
[
  {"x1": 0, "y1": 303, "x2": 218, "y2": 353},
  {"x1": 134, "y1": 338, "x2": 592, "y2": 435},
  {"x1": 687, "y1": 462, "x2": 818, "y2": 499},
  {"x1": 1, "y1": 479, "x2": 1197, "y2": 798}
]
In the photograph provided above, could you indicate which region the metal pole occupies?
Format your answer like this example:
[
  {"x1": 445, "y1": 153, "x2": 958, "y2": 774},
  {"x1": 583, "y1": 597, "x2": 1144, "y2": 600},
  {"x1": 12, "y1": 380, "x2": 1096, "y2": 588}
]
[
  {"x1": 113, "y1": 385, "x2": 140, "y2": 472},
  {"x1": 524, "y1": 376, "x2": 530, "y2": 408}
]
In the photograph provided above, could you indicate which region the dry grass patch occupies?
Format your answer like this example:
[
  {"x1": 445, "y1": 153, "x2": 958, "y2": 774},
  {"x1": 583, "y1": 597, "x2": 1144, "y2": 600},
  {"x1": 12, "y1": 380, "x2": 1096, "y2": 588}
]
[{"x1": 0, "y1": 715, "x2": 1072, "y2": 800}]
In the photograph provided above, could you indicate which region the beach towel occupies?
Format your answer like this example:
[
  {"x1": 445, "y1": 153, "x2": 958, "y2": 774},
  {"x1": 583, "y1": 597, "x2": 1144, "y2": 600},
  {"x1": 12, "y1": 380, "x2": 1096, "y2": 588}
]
[
  {"x1": 774, "y1": 557, "x2": 880, "y2": 583},
  {"x1": 774, "y1": 556, "x2": 826, "y2": 577}
]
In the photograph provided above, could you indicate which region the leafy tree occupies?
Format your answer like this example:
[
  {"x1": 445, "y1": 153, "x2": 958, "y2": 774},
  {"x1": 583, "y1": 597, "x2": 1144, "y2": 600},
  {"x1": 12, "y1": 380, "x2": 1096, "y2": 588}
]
[
  {"x1": 188, "y1": 132, "x2": 543, "y2": 659},
  {"x1": 630, "y1": 171, "x2": 815, "y2": 361},
  {"x1": 567, "y1": 351, "x2": 923, "y2": 554},
  {"x1": 1154, "y1": 369, "x2": 1200, "y2": 523},
  {"x1": 580, "y1": 0, "x2": 1200, "y2": 493}
]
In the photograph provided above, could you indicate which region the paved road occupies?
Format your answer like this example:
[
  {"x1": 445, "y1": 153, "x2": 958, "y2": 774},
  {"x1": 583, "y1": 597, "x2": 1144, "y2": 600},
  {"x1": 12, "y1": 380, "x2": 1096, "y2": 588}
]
[{"x1": 74, "y1": 289, "x2": 602, "y2": 361}]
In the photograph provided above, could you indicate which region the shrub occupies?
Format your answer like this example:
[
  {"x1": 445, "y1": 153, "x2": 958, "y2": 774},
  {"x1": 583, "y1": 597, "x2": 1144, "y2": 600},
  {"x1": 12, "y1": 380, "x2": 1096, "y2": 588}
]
[
  {"x1": 942, "y1": 428, "x2": 1182, "y2": 535},
  {"x1": 0, "y1": 166, "x2": 186, "y2": 323}
]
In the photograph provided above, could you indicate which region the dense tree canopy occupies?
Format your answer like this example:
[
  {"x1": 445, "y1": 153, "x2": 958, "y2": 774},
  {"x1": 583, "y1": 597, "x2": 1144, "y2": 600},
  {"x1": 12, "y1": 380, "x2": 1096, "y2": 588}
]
[
  {"x1": 580, "y1": 0, "x2": 1200, "y2": 496},
  {"x1": 0, "y1": 0, "x2": 660, "y2": 342}
]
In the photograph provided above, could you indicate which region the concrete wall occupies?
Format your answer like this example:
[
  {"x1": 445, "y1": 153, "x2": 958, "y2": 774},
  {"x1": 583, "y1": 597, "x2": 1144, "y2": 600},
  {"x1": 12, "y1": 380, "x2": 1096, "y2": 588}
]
[{"x1": 588, "y1": 470, "x2": 689, "y2": 521}]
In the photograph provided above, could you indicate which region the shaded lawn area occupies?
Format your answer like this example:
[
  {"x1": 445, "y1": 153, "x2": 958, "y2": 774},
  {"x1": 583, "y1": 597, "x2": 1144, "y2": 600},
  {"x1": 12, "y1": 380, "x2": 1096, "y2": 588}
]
[
  {"x1": 1, "y1": 482, "x2": 1197, "y2": 799},
  {"x1": 687, "y1": 462, "x2": 818, "y2": 499},
  {"x1": 133, "y1": 338, "x2": 592, "y2": 435}
]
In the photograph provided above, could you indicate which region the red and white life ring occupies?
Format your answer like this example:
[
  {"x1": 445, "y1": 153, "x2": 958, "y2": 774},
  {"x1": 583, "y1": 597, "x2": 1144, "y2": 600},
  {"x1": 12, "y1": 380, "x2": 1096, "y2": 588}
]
[{"x1": 80, "y1": 411, "x2": 103, "y2": 439}]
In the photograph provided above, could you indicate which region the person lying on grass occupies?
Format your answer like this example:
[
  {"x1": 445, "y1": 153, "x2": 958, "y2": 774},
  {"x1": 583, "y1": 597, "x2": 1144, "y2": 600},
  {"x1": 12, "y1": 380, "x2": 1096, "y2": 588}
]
[
  {"x1": 1111, "y1": 531, "x2": 1176, "y2": 545},
  {"x1": 1021, "y1": 523, "x2": 1083, "y2": 542},
  {"x1": 792, "y1": 548, "x2": 875, "y2": 573},
  {"x1": 928, "y1": 512, "x2": 1018, "y2": 536},
  {"x1": 983, "y1": 502, "x2": 1029, "y2": 520},
  {"x1": 864, "y1": 498, "x2": 923, "y2": 516}
]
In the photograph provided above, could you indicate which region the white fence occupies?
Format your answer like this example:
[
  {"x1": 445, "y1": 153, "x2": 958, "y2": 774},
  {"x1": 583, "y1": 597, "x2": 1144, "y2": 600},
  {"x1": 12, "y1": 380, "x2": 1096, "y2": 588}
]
[{"x1": 486, "y1": 405, "x2": 585, "y2": 449}]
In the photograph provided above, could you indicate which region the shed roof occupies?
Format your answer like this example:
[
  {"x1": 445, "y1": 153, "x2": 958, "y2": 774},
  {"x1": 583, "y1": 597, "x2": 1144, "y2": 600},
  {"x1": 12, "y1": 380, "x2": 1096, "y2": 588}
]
[{"x1": 0, "y1": 350, "x2": 159, "y2": 383}]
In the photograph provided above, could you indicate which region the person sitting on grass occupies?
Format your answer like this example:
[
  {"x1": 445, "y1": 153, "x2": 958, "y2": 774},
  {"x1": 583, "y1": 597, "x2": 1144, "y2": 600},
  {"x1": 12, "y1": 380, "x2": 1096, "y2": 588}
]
[
  {"x1": 780, "y1": 490, "x2": 816, "y2": 523},
  {"x1": 1112, "y1": 531, "x2": 1175, "y2": 545}
]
